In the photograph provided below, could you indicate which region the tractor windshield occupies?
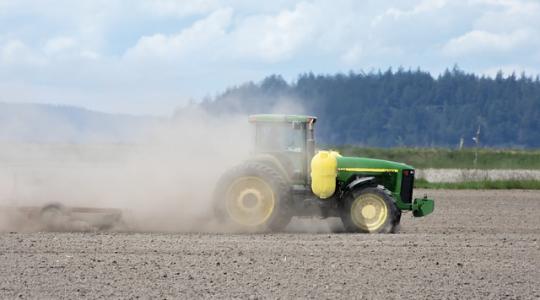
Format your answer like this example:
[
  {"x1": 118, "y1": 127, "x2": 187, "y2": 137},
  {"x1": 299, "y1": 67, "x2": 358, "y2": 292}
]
[{"x1": 255, "y1": 122, "x2": 306, "y2": 153}]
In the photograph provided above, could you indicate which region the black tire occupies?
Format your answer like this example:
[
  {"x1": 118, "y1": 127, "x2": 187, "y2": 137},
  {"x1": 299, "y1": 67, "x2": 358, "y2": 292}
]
[
  {"x1": 213, "y1": 162, "x2": 292, "y2": 232},
  {"x1": 340, "y1": 186, "x2": 401, "y2": 233}
]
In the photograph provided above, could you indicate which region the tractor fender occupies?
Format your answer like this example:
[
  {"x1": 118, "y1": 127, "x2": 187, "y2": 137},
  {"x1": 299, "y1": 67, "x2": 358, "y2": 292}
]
[{"x1": 345, "y1": 176, "x2": 376, "y2": 192}]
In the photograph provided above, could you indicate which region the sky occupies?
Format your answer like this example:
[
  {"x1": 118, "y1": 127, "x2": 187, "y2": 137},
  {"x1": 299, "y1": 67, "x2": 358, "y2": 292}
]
[{"x1": 1, "y1": 0, "x2": 539, "y2": 115}]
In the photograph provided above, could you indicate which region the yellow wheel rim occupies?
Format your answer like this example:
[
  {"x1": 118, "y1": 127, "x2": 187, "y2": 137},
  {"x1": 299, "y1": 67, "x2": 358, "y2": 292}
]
[
  {"x1": 225, "y1": 176, "x2": 275, "y2": 227},
  {"x1": 351, "y1": 193, "x2": 388, "y2": 232}
]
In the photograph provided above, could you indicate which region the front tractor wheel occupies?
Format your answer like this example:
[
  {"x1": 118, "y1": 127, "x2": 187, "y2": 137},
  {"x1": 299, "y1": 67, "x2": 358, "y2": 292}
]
[
  {"x1": 214, "y1": 162, "x2": 291, "y2": 232},
  {"x1": 340, "y1": 187, "x2": 401, "y2": 233}
]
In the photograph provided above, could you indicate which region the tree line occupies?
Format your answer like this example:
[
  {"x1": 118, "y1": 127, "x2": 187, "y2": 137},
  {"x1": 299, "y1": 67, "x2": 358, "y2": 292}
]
[{"x1": 200, "y1": 67, "x2": 540, "y2": 148}]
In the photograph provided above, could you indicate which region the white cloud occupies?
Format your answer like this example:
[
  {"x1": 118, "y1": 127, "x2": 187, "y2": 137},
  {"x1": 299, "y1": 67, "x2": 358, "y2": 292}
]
[
  {"x1": 2, "y1": 35, "x2": 101, "y2": 64},
  {"x1": 139, "y1": 0, "x2": 221, "y2": 17},
  {"x1": 471, "y1": 0, "x2": 540, "y2": 32},
  {"x1": 124, "y1": 8, "x2": 233, "y2": 61},
  {"x1": 378, "y1": 0, "x2": 448, "y2": 20},
  {"x1": 44, "y1": 37, "x2": 77, "y2": 54},
  {"x1": 0, "y1": 40, "x2": 45, "y2": 66},
  {"x1": 125, "y1": 2, "x2": 321, "y2": 63},
  {"x1": 80, "y1": 50, "x2": 100, "y2": 60},
  {"x1": 230, "y1": 1, "x2": 320, "y2": 62},
  {"x1": 442, "y1": 29, "x2": 530, "y2": 56}
]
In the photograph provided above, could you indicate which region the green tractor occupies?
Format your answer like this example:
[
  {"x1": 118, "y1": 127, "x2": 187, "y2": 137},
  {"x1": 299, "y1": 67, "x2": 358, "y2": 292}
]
[{"x1": 214, "y1": 114, "x2": 434, "y2": 233}]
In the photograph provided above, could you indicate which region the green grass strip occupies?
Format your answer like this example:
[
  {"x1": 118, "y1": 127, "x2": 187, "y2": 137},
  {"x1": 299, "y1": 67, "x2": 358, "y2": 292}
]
[
  {"x1": 415, "y1": 178, "x2": 540, "y2": 189},
  {"x1": 332, "y1": 146, "x2": 540, "y2": 170}
]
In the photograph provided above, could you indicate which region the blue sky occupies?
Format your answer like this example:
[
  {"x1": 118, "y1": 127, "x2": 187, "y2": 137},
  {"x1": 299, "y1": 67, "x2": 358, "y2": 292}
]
[{"x1": 1, "y1": 0, "x2": 539, "y2": 115}]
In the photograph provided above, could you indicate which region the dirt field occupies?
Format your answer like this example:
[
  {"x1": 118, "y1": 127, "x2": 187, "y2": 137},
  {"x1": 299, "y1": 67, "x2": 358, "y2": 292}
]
[{"x1": 0, "y1": 189, "x2": 539, "y2": 299}]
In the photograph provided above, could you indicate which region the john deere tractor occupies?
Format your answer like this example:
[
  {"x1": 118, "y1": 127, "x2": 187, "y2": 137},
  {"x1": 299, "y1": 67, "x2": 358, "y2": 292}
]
[{"x1": 214, "y1": 114, "x2": 434, "y2": 233}]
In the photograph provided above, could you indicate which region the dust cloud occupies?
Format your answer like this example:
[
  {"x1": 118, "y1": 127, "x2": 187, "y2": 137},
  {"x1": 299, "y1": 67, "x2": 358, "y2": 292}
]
[
  {"x1": 0, "y1": 106, "x2": 252, "y2": 232},
  {"x1": 0, "y1": 96, "x2": 343, "y2": 233}
]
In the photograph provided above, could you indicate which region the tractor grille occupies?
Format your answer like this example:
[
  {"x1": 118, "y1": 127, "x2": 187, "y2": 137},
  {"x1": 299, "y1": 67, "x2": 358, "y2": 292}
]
[{"x1": 400, "y1": 170, "x2": 415, "y2": 203}]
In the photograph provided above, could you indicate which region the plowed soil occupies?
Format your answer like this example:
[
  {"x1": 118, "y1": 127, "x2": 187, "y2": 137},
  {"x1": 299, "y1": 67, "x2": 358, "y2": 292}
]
[{"x1": 1, "y1": 190, "x2": 539, "y2": 299}]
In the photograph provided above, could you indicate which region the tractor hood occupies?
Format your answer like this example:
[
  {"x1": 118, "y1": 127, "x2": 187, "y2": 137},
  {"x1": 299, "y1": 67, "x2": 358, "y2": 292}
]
[{"x1": 336, "y1": 156, "x2": 414, "y2": 173}]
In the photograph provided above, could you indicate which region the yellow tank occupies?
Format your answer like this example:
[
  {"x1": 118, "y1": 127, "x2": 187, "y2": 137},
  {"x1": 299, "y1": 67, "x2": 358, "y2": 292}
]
[{"x1": 310, "y1": 151, "x2": 340, "y2": 199}]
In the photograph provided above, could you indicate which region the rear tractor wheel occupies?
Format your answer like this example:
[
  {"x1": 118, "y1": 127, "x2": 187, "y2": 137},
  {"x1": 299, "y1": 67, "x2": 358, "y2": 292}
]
[
  {"x1": 213, "y1": 162, "x2": 291, "y2": 232},
  {"x1": 340, "y1": 187, "x2": 401, "y2": 233}
]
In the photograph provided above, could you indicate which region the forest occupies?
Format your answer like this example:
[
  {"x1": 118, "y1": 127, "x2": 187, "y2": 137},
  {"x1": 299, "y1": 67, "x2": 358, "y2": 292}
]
[{"x1": 200, "y1": 67, "x2": 540, "y2": 148}]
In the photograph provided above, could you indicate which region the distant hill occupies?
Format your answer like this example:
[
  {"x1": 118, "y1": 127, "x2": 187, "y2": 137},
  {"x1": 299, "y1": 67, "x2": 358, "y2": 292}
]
[
  {"x1": 0, "y1": 103, "x2": 158, "y2": 143},
  {"x1": 202, "y1": 68, "x2": 540, "y2": 148}
]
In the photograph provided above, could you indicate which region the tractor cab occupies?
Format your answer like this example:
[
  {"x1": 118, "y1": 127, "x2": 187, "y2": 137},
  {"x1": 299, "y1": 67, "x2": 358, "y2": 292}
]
[{"x1": 248, "y1": 114, "x2": 316, "y2": 184}]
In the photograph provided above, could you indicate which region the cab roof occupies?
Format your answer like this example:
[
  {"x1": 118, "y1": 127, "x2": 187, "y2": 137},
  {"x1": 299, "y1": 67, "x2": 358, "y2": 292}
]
[{"x1": 248, "y1": 114, "x2": 317, "y2": 123}]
